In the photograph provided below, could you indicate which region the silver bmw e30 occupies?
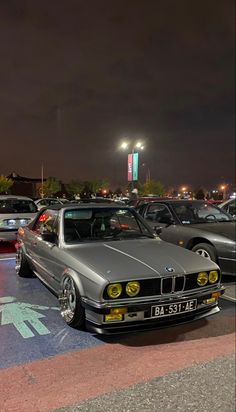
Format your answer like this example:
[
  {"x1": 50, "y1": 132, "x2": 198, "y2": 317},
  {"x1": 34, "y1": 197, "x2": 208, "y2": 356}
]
[{"x1": 16, "y1": 204, "x2": 225, "y2": 334}]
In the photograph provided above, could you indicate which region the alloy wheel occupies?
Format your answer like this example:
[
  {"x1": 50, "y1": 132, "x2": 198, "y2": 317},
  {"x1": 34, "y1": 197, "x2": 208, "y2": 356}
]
[
  {"x1": 60, "y1": 276, "x2": 77, "y2": 322},
  {"x1": 15, "y1": 248, "x2": 22, "y2": 274},
  {"x1": 195, "y1": 248, "x2": 211, "y2": 260}
]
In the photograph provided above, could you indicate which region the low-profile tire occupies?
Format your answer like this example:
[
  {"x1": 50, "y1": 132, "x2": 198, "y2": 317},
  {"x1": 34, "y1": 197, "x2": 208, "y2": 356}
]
[
  {"x1": 191, "y1": 243, "x2": 217, "y2": 262},
  {"x1": 59, "y1": 275, "x2": 85, "y2": 329},
  {"x1": 15, "y1": 247, "x2": 34, "y2": 277}
]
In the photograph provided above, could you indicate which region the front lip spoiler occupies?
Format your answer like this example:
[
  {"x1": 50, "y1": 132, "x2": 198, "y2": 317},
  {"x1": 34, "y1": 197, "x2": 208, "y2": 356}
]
[
  {"x1": 81, "y1": 286, "x2": 225, "y2": 314},
  {"x1": 86, "y1": 305, "x2": 220, "y2": 335}
]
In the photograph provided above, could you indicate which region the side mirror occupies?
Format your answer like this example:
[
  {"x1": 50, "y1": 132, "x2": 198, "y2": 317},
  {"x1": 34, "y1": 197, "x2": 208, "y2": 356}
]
[
  {"x1": 154, "y1": 226, "x2": 162, "y2": 236},
  {"x1": 158, "y1": 216, "x2": 176, "y2": 226},
  {"x1": 41, "y1": 231, "x2": 57, "y2": 243}
]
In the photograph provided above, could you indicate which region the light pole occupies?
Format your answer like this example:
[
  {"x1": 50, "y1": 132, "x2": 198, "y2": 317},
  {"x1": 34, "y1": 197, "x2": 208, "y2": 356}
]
[
  {"x1": 141, "y1": 163, "x2": 151, "y2": 183},
  {"x1": 220, "y1": 185, "x2": 227, "y2": 200},
  {"x1": 120, "y1": 140, "x2": 145, "y2": 193}
]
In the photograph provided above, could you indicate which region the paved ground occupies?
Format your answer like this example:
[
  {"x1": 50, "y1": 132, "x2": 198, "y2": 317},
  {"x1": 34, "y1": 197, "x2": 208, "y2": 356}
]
[
  {"x1": 0, "y1": 256, "x2": 235, "y2": 412},
  {"x1": 57, "y1": 355, "x2": 235, "y2": 412}
]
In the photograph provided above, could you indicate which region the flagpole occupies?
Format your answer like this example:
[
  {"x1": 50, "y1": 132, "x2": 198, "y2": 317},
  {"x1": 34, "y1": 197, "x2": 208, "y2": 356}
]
[{"x1": 41, "y1": 163, "x2": 44, "y2": 198}]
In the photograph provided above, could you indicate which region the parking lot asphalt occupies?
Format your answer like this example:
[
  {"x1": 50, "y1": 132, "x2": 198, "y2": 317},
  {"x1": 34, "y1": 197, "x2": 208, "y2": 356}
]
[
  {"x1": 57, "y1": 354, "x2": 235, "y2": 412},
  {"x1": 0, "y1": 256, "x2": 235, "y2": 412}
]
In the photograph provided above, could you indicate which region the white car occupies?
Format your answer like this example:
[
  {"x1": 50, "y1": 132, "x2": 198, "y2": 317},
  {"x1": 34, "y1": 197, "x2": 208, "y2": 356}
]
[
  {"x1": 35, "y1": 197, "x2": 69, "y2": 210},
  {"x1": 219, "y1": 198, "x2": 236, "y2": 217},
  {"x1": 0, "y1": 195, "x2": 38, "y2": 249}
]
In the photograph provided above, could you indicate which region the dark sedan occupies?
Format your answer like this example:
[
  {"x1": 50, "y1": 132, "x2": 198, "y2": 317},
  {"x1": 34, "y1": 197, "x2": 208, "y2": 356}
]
[{"x1": 138, "y1": 200, "x2": 236, "y2": 276}]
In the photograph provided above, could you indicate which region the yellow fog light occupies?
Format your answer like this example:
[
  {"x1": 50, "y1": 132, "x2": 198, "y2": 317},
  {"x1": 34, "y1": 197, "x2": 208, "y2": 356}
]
[
  {"x1": 110, "y1": 307, "x2": 127, "y2": 315},
  {"x1": 203, "y1": 297, "x2": 216, "y2": 305},
  {"x1": 209, "y1": 271, "x2": 218, "y2": 284},
  {"x1": 105, "y1": 314, "x2": 123, "y2": 322},
  {"x1": 197, "y1": 272, "x2": 208, "y2": 286},
  {"x1": 126, "y1": 281, "x2": 140, "y2": 297},
  {"x1": 107, "y1": 283, "x2": 122, "y2": 299}
]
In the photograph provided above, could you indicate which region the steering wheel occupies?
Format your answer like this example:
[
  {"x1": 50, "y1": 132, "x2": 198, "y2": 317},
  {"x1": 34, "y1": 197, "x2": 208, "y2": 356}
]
[{"x1": 205, "y1": 214, "x2": 217, "y2": 221}]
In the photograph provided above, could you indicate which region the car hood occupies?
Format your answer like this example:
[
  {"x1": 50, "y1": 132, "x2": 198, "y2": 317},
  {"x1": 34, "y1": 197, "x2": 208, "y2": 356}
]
[
  {"x1": 190, "y1": 221, "x2": 236, "y2": 241},
  {"x1": 65, "y1": 238, "x2": 219, "y2": 282}
]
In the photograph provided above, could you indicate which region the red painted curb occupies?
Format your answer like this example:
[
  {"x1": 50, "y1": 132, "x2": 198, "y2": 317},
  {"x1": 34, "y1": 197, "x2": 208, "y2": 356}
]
[{"x1": 0, "y1": 332, "x2": 235, "y2": 412}]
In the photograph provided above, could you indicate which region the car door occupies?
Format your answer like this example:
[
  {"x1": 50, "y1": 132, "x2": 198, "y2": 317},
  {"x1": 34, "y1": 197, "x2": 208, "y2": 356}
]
[
  {"x1": 29, "y1": 209, "x2": 64, "y2": 291},
  {"x1": 143, "y1": 203, "x2": 185, "y2": 245}
]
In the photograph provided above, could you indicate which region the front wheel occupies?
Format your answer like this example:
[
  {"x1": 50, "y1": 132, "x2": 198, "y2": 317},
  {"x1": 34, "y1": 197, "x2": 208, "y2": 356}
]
[
  {"x1": 59, "y1": 275, "x2": 85, "y2": 329},
  {"x1": 15, "y1": 247, "x2": 33, "y2": 277},
  {"x1": 191, "y1": 243, "x2": 216, "y2": 262}
]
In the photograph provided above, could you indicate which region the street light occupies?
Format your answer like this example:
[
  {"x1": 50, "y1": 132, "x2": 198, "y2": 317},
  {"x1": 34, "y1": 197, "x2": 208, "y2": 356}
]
[
  {"x1": 220, "y1": 184, "x2": 227, "y2": 200},
  {"x1": 120, "y1": 140, "x2": 145, "y2": 192}
]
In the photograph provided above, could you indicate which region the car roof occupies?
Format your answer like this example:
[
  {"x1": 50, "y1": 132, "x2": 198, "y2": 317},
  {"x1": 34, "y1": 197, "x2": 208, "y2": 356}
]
[
  {"x1": 140, "y1": 199, "x2": 206, "y2": 205},
  {"x1": 0, "y1": 195, "x2": 34, "y2": 200},
  {"x1": 36, "y1": 197, "x2": 61, "y2": 201},
  {"x1": 43, "y1": 203, "x2": 131, "y2": 211}
]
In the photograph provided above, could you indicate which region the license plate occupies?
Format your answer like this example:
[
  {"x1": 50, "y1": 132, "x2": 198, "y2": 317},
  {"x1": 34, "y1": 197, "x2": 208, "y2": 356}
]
[{"x1": 151, "y1": 299, "x2": 197, "y2": 318}]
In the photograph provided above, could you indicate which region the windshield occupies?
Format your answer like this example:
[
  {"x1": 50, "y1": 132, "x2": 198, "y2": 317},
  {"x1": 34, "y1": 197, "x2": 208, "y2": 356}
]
[
  {"x1": 63, "y1": 207, "x2": 153, "y2": 243},
  {"x1": 0, "y1": 199, "x2": 37, "y2": 214},
  {"x1": 172, "y1": 202, "x2": 232, "y2": 224}
]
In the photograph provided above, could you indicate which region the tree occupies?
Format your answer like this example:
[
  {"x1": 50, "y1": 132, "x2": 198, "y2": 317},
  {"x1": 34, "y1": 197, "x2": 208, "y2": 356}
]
[
  {"x1": 65, "y1": 180, "x2": 84, "y2": 197},
  {"x1": 140, "y1": 180, "x2": 165, "y2": 197},
  {"x1": 0, "y1": 175, "x2": 13, "y2": 194},
  {"x1": 194, "y1": 187, "x2": 206, "y2": 200},
  {"x1": 92, "y1": 179, "x2": 109, "y2": 195},
  {"x1": 42, "y1": 177, "x2": 61, "y2": 197}
]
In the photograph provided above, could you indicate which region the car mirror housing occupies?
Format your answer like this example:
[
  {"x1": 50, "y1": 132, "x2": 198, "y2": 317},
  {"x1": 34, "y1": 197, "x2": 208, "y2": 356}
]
[{"x1": 154, "y1": 226, "x2": 162, "y2": 236}]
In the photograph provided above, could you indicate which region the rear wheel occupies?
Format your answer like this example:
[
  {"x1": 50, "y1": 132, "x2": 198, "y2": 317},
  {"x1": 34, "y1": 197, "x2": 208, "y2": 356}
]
[
  {"x1": 59, "y1": 275, "x2": 85, "y2": 329},
  {"x1": 15, "y1": 247, "x2": 33, "y2": 277},
  {"x1": 191, "y1": 243, "x2": 216, "y2": 262}
]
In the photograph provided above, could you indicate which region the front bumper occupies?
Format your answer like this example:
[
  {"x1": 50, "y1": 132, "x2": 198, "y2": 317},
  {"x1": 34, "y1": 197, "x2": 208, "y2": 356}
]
[{"x1": 82, "y1": 285, "x2": 225, "y2": 334}]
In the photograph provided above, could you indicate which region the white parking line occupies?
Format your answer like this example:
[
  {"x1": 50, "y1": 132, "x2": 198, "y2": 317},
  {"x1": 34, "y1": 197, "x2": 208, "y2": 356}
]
[
  {"x1": 0, "y1": 257, "x2": 15, "y2": 261},
  {"x1": 222, "y1": 295, "x2": 236, "y2": 302}
]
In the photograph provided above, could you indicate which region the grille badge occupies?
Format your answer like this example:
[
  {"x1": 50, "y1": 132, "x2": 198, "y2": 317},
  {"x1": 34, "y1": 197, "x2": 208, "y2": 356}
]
[{"x1": 165, "y1": 267, "x2": 175, "y2": 273}]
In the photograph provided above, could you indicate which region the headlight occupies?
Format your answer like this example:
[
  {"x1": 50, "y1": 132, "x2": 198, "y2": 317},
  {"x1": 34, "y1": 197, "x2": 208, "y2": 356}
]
[
  {"x1": 209, "y1": 271, "x2": 218, "y2": 284},
  {"x1": 107, "y1": 283, "x2": 122, "y2": 299},
  {"x1": 197, "y1": 272, "x2": 208, "y2": 286},
  {"x1": 126, "y1": 281, "x2": 140, "y2": 297}
]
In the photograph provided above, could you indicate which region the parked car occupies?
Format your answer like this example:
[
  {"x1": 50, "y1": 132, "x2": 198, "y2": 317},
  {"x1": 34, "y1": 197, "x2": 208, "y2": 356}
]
[
  {"x1": 35, "y1": 197, "x2": 70, "y2": 210},
  {"x1": 128, "y1": 196, "x2": 170, "y2": 208},
  {"x1": 0, "y1": 195, "x2": 38, "y2": 252},
  {"x1": 16, "y1": 203, "x2": 224, "y2": 334},
  {"x1": 79, "y1": 197, "x2": 125, "y2": 205},
  {"x1": 219, "y1": 198, "x2": 236, "y2": 217},
  {"x1": 138, "y1": 200, "x2": 236, "y2": 276}
]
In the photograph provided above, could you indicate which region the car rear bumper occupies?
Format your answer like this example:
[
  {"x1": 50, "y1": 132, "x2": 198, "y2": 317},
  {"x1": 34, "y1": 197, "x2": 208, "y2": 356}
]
[
  {"x1": 0, "y1": 229, "x2": 18, "y2": 242},
  {"x1": 82, "y1": 285, "x2": 225, "y2": 334}
]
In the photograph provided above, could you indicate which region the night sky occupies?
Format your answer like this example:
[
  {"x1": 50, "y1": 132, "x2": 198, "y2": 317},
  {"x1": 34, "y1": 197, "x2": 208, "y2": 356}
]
[{"x1": 0, "y1": 0, "x2": 235, "y2": 189}]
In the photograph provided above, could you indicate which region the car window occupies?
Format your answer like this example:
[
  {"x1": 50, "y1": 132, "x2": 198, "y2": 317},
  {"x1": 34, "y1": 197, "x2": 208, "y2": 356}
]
[
  {"x1": 63, "y1": 207, "x2": 153, "y2": 243},
  {"x1": 172, "y1": 202, "x2": 231, "y2": 224},
  {"x1": 0, "y1": 199, "x2": 37, "y2": 214},
  {"x1": 223, "y1": 200, "x2": 236, "y2": 216},
  {"x1": 34, "y1": 210, "x2": 59, "y2": 235},
  {"x1": 146, "y1": 204, "x2": 172, "y2": 224}
]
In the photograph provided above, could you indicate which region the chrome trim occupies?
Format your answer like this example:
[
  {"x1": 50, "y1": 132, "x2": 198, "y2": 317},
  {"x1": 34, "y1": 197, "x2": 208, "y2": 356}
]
[
  {"x1": 219, "y1": 256, "x2": 236, "y2": 262},
  {"x1": 161, "y1": 275, "x2": 185, "y2": 294}
]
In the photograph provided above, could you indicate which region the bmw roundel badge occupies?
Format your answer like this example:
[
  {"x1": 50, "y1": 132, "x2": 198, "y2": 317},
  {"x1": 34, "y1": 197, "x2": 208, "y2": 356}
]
[{"x1": 165, "y1": 267, "x2": 175, "y2": 273}]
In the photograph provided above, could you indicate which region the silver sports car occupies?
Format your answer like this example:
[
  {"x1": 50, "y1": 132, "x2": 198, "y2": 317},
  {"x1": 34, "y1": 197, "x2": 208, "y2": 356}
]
[{"x1": 16, "y1": 204, "x2": 224, "y2": 334}]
